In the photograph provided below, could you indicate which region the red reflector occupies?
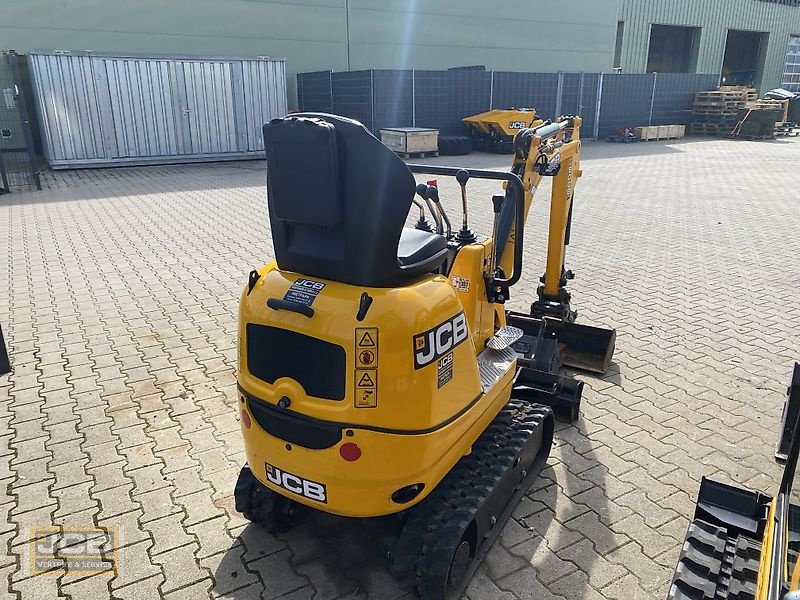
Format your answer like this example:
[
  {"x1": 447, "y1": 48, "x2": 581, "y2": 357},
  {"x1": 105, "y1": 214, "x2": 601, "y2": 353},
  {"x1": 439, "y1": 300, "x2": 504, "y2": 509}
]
[
  {"x1": 339, "y1": 442, "x2": 361, "y2": 462},
  {"x1": 241, "y1": 409, "x2": 252, "y2": 429}
]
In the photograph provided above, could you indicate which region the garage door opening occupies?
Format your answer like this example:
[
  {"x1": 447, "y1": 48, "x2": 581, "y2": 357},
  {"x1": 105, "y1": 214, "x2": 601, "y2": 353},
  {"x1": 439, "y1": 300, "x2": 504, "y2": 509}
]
[
  {"x1": 722, "y1": 29, "x2": 769, "y2": 87},
  {"x1": 647, "y1": 24, "x2": 701, "y2": 73}
]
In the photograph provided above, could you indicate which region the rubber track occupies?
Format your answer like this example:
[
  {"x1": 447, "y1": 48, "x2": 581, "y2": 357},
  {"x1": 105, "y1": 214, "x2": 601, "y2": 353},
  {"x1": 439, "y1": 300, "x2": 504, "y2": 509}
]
[
  {"x1": 235, "y1": 465, "x2": 277, "y2": 525},
  {"x1": 668, "y1": 518, "x2": 760, "y2": 600},
  {"x1": 390, "y1": 400, "x2": 551, "y2": 597}
]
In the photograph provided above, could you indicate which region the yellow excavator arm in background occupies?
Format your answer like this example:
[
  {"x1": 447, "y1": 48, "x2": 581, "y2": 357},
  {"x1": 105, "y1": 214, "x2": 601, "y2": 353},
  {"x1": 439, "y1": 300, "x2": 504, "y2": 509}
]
[{"x1": 498, "y1": 116, "x2": 583, "y2": 321}]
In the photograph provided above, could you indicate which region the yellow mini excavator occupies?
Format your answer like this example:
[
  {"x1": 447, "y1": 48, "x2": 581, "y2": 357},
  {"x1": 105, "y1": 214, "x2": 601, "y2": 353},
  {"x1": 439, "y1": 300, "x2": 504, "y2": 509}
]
[
  {"x1": 234, "y1": 113, "x2": 615, "y2": 598},
  {"x1": 669, "y1": 363, "x2": 800, "y2": 600}
]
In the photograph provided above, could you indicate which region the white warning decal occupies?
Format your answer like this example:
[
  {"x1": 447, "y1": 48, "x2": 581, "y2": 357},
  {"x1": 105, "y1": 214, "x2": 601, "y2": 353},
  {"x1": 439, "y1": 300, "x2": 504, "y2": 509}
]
[{"x1": 451, "y1": 276, "x2": 470, "y2": 293}]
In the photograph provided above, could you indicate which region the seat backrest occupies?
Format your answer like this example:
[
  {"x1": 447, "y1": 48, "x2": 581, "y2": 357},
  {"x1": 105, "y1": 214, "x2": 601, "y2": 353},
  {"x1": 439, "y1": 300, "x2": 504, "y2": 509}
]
[{"x1": 264, "y1": 113, "x2": 415, "y2": 287}]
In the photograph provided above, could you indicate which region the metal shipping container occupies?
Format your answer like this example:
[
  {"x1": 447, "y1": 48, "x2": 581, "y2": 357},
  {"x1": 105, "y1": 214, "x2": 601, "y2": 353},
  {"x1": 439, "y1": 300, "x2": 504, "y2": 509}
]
[{"x1": 28, "y1": 50, "x2": 287, "y2": 168}]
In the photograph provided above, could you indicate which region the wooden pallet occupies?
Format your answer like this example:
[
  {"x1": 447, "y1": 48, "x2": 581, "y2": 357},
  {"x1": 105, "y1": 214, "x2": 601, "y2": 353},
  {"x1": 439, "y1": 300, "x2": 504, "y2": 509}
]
[
  {"x1": 689, "y1": 123, "x2": 734, "y2": 136},
  {"x1": 395, "y1": 150, "x2": 439, "y2": 159},
  {"x1": 693, "y1": 99, "x2": 744, "y2": 109},
  {"x1": 693, "y1": 87, "x2": 756, "y2": 117},
  {"x1": 717, "y1": 86, "x2": 758, "y2": 102},
  {"x1": 692, "y1": 115, "x2": 738, "y2": 125},
  {"x1": 692, "y1": 108, "x2": 741, "y2": 117},
  {"x1": 640, "y1": 136, "x2": 683, "y2": 141},
  {"x1": 733, "y1": 133, "x2": 775, "y2": 140}
]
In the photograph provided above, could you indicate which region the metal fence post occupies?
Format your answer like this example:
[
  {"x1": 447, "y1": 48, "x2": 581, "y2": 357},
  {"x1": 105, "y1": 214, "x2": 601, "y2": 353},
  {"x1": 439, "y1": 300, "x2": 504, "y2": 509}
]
[
  {"x1": 577, "y1": 72, "x2": 584, "y2": 115},
  {"x1": 370, "y1": 69, "x2": 376, "y2": 132},
  {"x1": 297, "y1": 73, "x2": 304, "y2": 111},
  {"x1": 648, "y1": 72, "x2": 658, "y2": 126},
  {"x1": 328, "y1": 70, "x2": 333, "y2": 112},
  {"x1": 0, "y1": 323, "x2": 10, "y2": 375},
  {"x1": 593, "y1": 72, "x2": 604, "y2": 140},
  {"x1": 411, "y1": 69, "x2": 416, "y2": 127},
  {"x1": 489, "y1": 70, "x2": 494, "y2": 109},
  {"x1": 555, "y1": 71, "x2": 564, "y2": 117}
]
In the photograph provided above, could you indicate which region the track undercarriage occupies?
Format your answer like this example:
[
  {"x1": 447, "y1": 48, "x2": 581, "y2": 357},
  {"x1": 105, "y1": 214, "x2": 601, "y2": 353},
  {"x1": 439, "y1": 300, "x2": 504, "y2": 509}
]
[{"x1": 235, "y1": 400, "x2": 554, "y2": 600}]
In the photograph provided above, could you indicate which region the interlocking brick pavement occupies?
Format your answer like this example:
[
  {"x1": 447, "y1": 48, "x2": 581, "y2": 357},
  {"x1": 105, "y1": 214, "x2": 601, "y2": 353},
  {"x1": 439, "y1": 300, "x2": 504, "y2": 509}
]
[{"x1": 2, "y1": 136, "x2": 799, "y2": 599}]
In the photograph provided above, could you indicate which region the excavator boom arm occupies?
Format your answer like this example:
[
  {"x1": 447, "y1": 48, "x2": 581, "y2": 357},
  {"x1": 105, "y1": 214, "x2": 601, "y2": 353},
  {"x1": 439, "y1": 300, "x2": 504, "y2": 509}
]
[{"x1": 498, "y1": 116, "x2": 582, "y2": 301}]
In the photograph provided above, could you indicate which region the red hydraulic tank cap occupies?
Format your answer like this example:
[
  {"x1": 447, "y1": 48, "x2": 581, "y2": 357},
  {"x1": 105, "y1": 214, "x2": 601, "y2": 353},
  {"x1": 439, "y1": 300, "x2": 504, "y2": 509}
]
[
  {"x1": 241, "y1": 409, "x2": 252, "y2": 429},
  {"x1": 339, "y1": 442, "x2": 361, "y2": 462}
]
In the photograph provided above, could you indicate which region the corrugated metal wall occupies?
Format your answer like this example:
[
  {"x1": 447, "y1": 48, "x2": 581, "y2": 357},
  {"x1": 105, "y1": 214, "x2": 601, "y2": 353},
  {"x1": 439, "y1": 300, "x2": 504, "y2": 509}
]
[
  {"x1": 29, "y1": 50, "x2": 287, "y2": 168},
  {"x1": 618, "y1": 0, "x2": 800, "y2": 90},
  {"x1": 3, "y1": 0, "x2": 619, "y2": 108}
]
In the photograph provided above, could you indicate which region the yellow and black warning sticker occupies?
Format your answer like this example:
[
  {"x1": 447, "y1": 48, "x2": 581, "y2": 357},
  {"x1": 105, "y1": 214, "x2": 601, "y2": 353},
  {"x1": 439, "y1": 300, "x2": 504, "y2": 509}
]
[
  {"x1": 283, "y1": 278, "x2": 326, "y2": 307},
  {"x1": 355, "y1": 368, "x2": 377, "y2": 408},
  {"x1": 355, "y1": 327, "x2": 378, "y2": 368}
]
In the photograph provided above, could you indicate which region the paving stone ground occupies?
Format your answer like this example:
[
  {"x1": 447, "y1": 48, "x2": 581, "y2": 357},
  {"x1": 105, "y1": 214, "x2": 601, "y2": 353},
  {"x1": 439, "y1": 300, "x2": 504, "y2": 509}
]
[{"x1": 1, "y1": 136, "x2": 799, "y2": 600}]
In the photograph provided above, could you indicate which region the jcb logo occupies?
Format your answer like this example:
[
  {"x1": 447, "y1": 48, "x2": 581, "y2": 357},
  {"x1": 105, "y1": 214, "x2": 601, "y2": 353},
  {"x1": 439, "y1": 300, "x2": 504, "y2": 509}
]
[
  {"x1": 413, "y1": 312, "x2": 468, "y2": 369},
  {"x1": 266, "y1": 463, "x2": 327, "y2": 503},
  {"x1": 294, "y1": 279, "x2": 325, "y2": 291},
  {"x1": 439, "y1": 353, "x2": 453, "y2": 369},
  {"x1": 509, "y1": 121, "x2": 527, "y2": 129}
]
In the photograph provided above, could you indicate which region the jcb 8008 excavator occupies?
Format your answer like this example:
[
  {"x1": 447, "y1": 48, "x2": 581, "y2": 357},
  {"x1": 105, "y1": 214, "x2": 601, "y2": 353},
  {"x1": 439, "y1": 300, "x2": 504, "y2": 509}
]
[{"x1": 234, "y1": 112, "x2": 615, "y2": 599}]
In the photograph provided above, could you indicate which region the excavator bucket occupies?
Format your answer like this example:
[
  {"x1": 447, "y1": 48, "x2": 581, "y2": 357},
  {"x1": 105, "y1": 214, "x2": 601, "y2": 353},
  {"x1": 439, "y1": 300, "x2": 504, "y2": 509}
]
[
  {"x1": 507, "y1": 311, "x2": 616, "y2": 374},
  {"x1": 668, "y1": 363, "x2": 800, "y2": 600}
]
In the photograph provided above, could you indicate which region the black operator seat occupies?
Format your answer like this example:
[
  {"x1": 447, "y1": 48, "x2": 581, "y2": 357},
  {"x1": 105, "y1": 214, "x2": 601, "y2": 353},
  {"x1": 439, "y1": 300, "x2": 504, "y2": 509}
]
[{"x1": 263, "y1": 113, "x2": 447, "y2": 287}]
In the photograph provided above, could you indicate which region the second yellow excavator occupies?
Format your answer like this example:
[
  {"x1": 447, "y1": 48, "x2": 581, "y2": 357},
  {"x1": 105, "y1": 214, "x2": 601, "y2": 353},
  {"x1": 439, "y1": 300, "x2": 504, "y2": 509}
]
[{"x1": 463, "y1": 107, "x2": 543, "y2": 153}]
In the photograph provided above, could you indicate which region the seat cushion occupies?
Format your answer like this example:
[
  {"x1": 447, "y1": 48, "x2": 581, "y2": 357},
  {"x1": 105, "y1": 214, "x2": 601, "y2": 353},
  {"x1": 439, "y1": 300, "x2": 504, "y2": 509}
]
[{"x1": 397, "y1": 228, "x2": 448, "y2": 271}]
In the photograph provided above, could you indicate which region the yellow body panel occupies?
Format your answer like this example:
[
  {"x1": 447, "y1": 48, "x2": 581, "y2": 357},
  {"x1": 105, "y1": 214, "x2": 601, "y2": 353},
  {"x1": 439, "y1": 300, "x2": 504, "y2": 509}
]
[
  {"x1": 238, "y1": 242, "x2": 514, "y2": 517},
  {"x1": 447, "y1": 241, "x2": 505, "y2": 349},
  {"x1": 463, "y1": 108, "x2": 542, "y2": 137},
  {"x1": 240, "y1": 377, "x2": 513, "y2": 517},
  {"x1": 755, "y1": 498, "x2": 778, "y2": 600}
]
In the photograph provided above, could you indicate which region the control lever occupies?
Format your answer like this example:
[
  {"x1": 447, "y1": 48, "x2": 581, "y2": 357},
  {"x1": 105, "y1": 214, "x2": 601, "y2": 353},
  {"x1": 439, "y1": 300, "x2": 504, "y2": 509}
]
[
  {"x1": 455, "y1": 169, "x2": 477, "y2": 244},
  {"x1": 415, "y1": 183, "x2": 439, "y2": 233},
  {"x1": 426, "y1": 184, "x2": 451, "y2": 239}
]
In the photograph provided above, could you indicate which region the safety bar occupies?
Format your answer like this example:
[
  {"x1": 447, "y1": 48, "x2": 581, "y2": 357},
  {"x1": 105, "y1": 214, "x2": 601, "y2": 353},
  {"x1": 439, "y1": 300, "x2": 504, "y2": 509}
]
[{"x1": 407, "y1": 164, "x2": 525, "y2": 288}]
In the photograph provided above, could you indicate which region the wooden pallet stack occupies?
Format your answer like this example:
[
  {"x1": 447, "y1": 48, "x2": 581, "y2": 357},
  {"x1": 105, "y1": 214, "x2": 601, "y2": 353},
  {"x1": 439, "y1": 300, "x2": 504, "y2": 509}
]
[{"x1": 690, "y1": 86, "x2": 757, "y2": 136}]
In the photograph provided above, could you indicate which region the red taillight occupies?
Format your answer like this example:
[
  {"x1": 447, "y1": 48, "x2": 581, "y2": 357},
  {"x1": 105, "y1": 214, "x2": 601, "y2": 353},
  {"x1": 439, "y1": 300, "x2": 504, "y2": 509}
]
[
  {"x1": 241, "y1": 409, "x2": 252, "y2": 429},
  {"x1": 339, "y1": 442, "x2": 361, "y2": 462}
]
